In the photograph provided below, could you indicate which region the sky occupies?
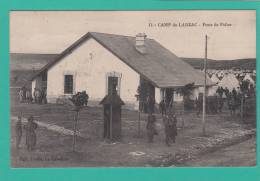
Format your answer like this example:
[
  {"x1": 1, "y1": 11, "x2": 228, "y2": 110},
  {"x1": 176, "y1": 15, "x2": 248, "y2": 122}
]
[{"x1": 10, "y1": 10, "x2": 256, "y2": 60}]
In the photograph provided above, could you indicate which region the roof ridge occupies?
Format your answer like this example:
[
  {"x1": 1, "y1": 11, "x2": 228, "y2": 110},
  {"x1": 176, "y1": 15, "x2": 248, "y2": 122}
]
[{"x1": 89, "y1": 31, "x2": 154, "y2": 40}]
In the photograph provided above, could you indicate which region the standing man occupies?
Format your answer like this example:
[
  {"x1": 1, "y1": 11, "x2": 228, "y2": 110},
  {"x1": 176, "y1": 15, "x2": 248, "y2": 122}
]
[
  {"x1": 33, "y1": 88, "x2": 37, "y2": 103},
  {"x1": 163, "y1": 110, "x2": 178, "y2": 146},
  {"x1": 169, "y1": 113, "x2": 178, "y2": 144},
  {"x1": 25, "y1": 89, "x2": 32, "y2": 103},
  {"x1": 18, "y1": 88, "x2": 24, "y2": 103},
  {"x1": 146, "y1": 113, "x2": 158, "y2": 143},
  {"x1": 15, "y1": 116, "x2": 23, "y2": 149},
  {"x1": 41, "y1": 88, "x2": 47, "y2": 104},
  {"x1": 159, "y1": 99, "x2": 166, "y2": 116},
  {"x1": 146, "y1": 95, "x2": 155, "y2": 114},
  {"x1": 232, "y1": 88, "x2": 237, "y2": 100},
  {"x1": 22, "y1": 86, "x2": 26, "y2": 102},
  {"x1": 25, "y1": 116, "x2": 38, "y2": 151},
  {"x1": 196, "y1": 93, "x2": 203, "y2": 116}
]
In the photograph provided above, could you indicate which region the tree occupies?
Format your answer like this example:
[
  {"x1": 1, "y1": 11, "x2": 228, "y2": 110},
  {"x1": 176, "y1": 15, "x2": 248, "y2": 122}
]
[
  {"x1": 67, "y1": 91, "x2": 89, "y2": 152},
  {"x1": 176, "y1": 83, "x2": 196, "y2": 110}
]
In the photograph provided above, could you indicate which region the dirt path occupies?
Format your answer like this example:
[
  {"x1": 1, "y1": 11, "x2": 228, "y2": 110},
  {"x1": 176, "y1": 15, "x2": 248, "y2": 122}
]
[
  {"x1": 179, "y1": 136, "x2": 256, "y2": 167},
  {"x1": 11, "y1": 116, "x2": 86, "y2": 138}
]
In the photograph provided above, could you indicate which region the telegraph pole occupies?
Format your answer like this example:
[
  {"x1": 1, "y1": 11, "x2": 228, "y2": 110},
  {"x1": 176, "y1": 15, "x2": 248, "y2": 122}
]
[{"x1": 202, "y1": 35, "x2": 208, "y2": 136}]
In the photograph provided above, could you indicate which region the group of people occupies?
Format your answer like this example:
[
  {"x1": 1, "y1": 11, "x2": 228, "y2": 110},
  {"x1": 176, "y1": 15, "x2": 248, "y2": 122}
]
[
  {"x1": 146, "y1": 109, "x2": 178, "y2": 147},
  {"x1": 18, "y1": 86, "x2": 32, "y2": 103},
  {"x1": 16, "y1": 116, "x2": 38, "y2": 151},
  {"x1": 18, "y1": 86, "x2": 47, "y2": 104}
]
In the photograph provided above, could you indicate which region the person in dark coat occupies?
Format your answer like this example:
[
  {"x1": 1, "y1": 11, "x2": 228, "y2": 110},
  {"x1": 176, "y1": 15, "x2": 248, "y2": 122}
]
[
  {"x1": 232, "y1": 88, "x2": 237, "y2": 100},
  {"x1": 33, "y1": 88, "x2": 37, "y2": 103},
  {"x1": 15, "y1": 116, "x2": 23, "y2": 149},
  {"x1": 196, "y1": 94, "x2": 203, "y2": 116},
  {"x1": 18, "y1": 88, "x2": 24, "y2": 103},
  {"x1": 159, "y1": 99, "x2": 166, "y2": 116},
  {"x1": 146, "y1": 95, "x2": 155, "y2": 114},
  {"x1": 163, "y1": 110, "x2": 178, "y2": 146},
  {"x1": 25, "y1": 89, "x2": 32, "y2": 103},
  {"x1": 41, "y1": 88, "x2": 47, "y2": 104},
  {"x1": 146, "y1": 113, "x2": 158, "y2": 143},
  {"x1": 25, "y1": 116, "x2": 38, "y2": 151},
  {"x1": 224, "y1": 87, "x2": 230, "y2": 98}
]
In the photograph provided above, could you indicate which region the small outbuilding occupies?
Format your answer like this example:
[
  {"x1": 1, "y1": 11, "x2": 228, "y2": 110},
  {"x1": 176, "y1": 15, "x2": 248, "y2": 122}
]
[{"x1": 100, "y1": 81, "x2": 124, "y2": 141}]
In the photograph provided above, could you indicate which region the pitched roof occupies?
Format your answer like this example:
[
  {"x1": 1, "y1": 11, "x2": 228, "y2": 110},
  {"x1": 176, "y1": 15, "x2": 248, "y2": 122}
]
[{"x1": 32, "y1": 32, "x2": 213, "y2": 88}]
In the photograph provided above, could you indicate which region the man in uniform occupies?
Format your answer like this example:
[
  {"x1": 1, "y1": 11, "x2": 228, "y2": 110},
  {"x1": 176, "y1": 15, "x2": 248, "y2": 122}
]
[
  {"x1": 232, "y1": 88, "x2": 237, "y2": 100},
  {"x1": 18, "y1": 88, "x2": 24, "y2": 103},
  {"x1": 25, "y1": 89, "x2": 32, "y2": 103},
  {"x1": 41, "y1": 88, "x2": 47, "y2": 104},
  {"x1": 33, "y1": 88, "x2": 37, "y2": 103},
  {"x1": 146, "y1": 95, "x2": 155, "y2": 114},
  {"x1": 146, "y1": 113, "x2": 158, "y2": 143},
  {"x1": 163, "y1": 110, "x2": 178, "y2": 146},
  {"x1": 159, "y1": 99, "x2": 166, "y2": 116},
  {"x1": 196, "y1": 93, "x2": 203, "y2": 116},
  {"x1": 25, "y1": 116, "x2": 38, "y2": 151},
  {"x1": 15, "y1": 116, "x2": 23, "y2": 149}
]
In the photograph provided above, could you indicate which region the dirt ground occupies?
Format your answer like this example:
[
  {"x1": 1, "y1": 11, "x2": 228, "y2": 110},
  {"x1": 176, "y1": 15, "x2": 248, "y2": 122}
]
[
  {"x1": 179, "y1": 136, "x2": 256, "y2": 167},
  {"x1": 10, "y1": 96, "x2": 256, "y2": 167}
]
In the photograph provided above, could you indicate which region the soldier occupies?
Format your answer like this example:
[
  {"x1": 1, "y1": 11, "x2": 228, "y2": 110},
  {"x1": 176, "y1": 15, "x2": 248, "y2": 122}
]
[
  {"x1": 33, "y1": 88, "x2": 37, "y2": 103},
  {"x1": 217, "y1": 95, "x2": 224, "y2": 113},
  {"x1": 170, "y1": 113, "x2": 178, "y2": 143},
  {"x1": 21, "y1": 86, "x2": 26, "y2": 102},
  {"x1": 146, "y1": 113, "x2": 158, "y2": 143},
  {"x1": 82, "y1": 91, "x2": 89, "y2": 106},
  {"x1": 25, "y1": 89, "x2": 32, "y2": 103},
  {"x1": 163, "y1": 110, "x2": 178, "y2": 146},
  {"x1": 41, "y1": 88, "x2": 47, "y2": 104},
  {"x1": 216, "y1": 86, "x2": 224, "y2": 98},
  {"x1": 159, "y1": 99, "x2": 166, "y2": 116},
  {"x1": 146, "y1": 95, "x2": 155, "y2": 114},
  {"x1": 232, "y1": 88, "x2": 237, "y2": 100},
  {"x1": 18, "y1": 88, "x2": 24, "y2": 103},
  {"x1": 15, "y1": 116, "x2": 23, "y2": 149},
  {"x1": 196, "y1": 94, "x2": 203, "y2": 116},
  {"x1": 224, "y1": 87, "x2": 230, "y2": 98},
  {"x1": 25, "y1": 116, "x2": 38, "y2": 151}
]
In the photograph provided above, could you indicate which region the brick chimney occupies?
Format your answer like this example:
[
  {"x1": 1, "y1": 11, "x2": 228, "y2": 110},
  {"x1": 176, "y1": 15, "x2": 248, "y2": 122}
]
[{"x1": 135, "y1": 33, "x2": 147, "y2": 54}]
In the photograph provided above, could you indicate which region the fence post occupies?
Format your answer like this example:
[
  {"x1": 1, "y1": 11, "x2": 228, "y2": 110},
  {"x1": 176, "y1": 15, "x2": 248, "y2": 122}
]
[{"x1": 241, "y1": 96, "x2": 244, "y2": 122}]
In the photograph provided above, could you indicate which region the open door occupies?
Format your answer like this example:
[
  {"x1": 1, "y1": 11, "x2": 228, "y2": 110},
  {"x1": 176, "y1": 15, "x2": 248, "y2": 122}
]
[{"x1": 107, "y1": 76, "x2": 118, "y2": 95}]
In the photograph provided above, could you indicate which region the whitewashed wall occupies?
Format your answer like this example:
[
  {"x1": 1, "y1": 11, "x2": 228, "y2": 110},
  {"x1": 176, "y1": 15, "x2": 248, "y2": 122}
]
[
  {"x1": 155, "y1": 88, "x2": 161, "y2": 104},
  {"x1": 47, "y1": 38, "x2": 140, "y2": 106},
  {"x1": 31, "y1": 79, "x2": 36, "y2": 94},
  {"x1": 31, "y1": 76, "x2": 44, "y2": 93}
]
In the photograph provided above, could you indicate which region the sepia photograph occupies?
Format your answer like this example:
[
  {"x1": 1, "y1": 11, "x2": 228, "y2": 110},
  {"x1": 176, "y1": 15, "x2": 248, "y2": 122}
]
[{"x1": 10, "y1": 10, "x2": 256, "y2": 167}]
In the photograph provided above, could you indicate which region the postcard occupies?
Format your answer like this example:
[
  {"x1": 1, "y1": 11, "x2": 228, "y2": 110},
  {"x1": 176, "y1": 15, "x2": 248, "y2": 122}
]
[{"x1": 9, "y1": 10, "x2": 256, "y2": 167}]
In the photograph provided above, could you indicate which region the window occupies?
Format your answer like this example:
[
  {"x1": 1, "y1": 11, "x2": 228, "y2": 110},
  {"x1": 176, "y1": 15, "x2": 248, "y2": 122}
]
[
  {"x1": 108, "y1": 76, "x2": 118, "y2": 95},
  {"x1": 106, "y1": 72, "x2": 122, "y2": 95},
  {"x1": 64, "y1": 75, "x2": 73, "y2": 94}
]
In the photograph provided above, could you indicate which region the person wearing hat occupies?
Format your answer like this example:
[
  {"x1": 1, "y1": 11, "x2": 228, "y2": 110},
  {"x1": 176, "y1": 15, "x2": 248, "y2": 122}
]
[
  {"x1": 25, "y1": 116, "x2": 38, "y2": 151},
  {"x1": 163, "y1": 109, "x2": 178, "y2": 146},
  {"x1": 15, "y1": 116, "x2": 23, "y2": 149},
  {"x1": 146, "y1": 113, "x2": 158, "y2": 143}
]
